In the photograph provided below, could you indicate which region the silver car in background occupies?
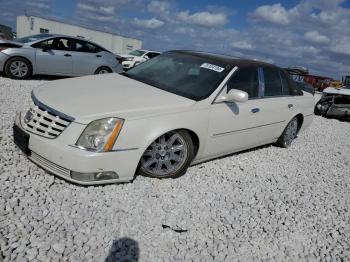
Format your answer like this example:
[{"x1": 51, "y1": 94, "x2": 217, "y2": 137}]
[{"x1": 0, "y1": 34, "x2": 123, "y2": 79}]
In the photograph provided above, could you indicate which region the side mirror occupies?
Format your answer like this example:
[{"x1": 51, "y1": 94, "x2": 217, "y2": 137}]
[{"x1": 217, "y1": 88, "x2": 248, "y2": 103}]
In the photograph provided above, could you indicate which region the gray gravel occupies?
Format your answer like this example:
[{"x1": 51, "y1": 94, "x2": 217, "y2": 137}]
[{"x1": 1, "y1": 76, "x2": 350, "y2": 261}]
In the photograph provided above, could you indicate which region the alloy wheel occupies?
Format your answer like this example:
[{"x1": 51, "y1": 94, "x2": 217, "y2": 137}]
[
  {"x1": 141, "y1": 132, "x2": 188, "y2": 177},
  {"x1": 98, "y1": 69, "x2": 109, "y2": 74},
  {"x1": 10, "y1": 61, "x2": 28, "y2": 78}
]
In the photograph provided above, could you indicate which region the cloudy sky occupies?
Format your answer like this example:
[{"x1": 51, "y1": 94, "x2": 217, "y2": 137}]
[{"x1": 0, "y1": 0, "x2": 349, "y2": 79}]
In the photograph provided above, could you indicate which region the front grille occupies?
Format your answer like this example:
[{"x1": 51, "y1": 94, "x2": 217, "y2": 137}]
[
  {"x1": 30, "y1": 152, "x2": 71, "y2": 177},
  {"x1": 22, "y1": 103, "x2": 72, "y2": 139}
]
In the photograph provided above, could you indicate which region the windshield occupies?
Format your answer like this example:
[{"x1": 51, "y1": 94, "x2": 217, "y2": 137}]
[
  {"x1": 125, "y1": 52, "x2": 231, "y2": 100},
  {"x1": 16, "y1": 34, "x2": 52, "y2": 43},
  {"x1": 128, "y1": 50, "x2": 146, "y2": 57}
]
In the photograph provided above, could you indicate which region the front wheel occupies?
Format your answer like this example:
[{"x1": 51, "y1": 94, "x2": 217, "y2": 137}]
[
  {"x1": 5, "y1": 57, "x2": 32, "y2": 79},
  {"x1": 139, "y1": 130, "x2": 194, "y2": 178},
  {"x1": 276, "y1": 117, "x2": 299, "y2": 148}
]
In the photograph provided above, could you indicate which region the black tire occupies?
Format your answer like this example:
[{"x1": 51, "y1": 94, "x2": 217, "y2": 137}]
[
  {"x1": 94, "y1": 66, "x2": 112, "y2": 74},
  {"x1": 139, "y1": 130, "x2": 194, "y2": 179},
  {"x1": 5, "y1": 57, "x2": 32, "y2": 79},
  {"x1": 276, "y1": 117, "x2": 299, "y2": 148}
]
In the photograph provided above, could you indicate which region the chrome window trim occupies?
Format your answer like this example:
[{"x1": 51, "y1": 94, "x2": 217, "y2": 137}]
[
  {"x1": 31, "y1": 91, "x2": 75, "y2": 122},
  {"x1": 258, "y1": 67, "x2": 265, "y2": 98},
  {"x1": 211, "y1": 66, "x2": 239, "y2": 104}
]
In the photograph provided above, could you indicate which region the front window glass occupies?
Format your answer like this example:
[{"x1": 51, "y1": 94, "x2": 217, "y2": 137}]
[
  {"x1": 227, "y1": 67, "x2": 259, "y2": 99},
  {"x1": 129, "y1": 50, "x2": 146, "y2": 56},
  {"x1": 32, "y1": 38, "x2": 72, "y2": 51},
  {"x1": 125, "y1": 52, "x2": 231, "y2": 100},
  {"x1": 16, "y1": 34, "x2": 52, "y2": 43}
]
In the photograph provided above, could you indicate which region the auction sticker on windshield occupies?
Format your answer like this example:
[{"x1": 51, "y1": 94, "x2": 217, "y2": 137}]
[{"x1": 200, "y1": 63, "x2": 225, "y2": 73}]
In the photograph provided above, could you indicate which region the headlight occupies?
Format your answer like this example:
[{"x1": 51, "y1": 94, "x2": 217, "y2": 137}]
[
  {"x1": 76, "y1": 118, "x2": 124, "y2": 152},
  {"x1": 124, "y1": 57, "x2": 134, "y2": 61}
]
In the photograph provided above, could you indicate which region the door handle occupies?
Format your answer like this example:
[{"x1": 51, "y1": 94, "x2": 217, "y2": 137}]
[
  {"x1": 288, "y1": 104, "x2": 294, "y2": 109},
  {"x1": 64, "y1": 54, "x2": 72, "y2": 57},
  {"x1": 96, "y1": 55, "x2": 102, "y2": 58},
  {"x1": 251, "y1": 108, "x2": 260, "y2": 113}
]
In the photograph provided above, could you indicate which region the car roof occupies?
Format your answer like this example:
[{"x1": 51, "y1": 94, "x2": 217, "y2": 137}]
[{"x1": 169, "y1": 50, "x2": 278, "y2": 68}]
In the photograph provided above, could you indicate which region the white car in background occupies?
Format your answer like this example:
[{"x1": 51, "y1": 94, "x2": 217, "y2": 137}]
[
  {"x1": 13, "y1": 51, "x2": 314, "y2": 185},
  {"x1": 0, "y1": 34, "x2": 123, "y2": 79},
  {"x1": 121, "y1": 49, "x2": 160, "y2": 70}
]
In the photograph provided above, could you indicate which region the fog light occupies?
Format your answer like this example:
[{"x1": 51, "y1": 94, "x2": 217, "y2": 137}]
[{"x1": 70, "y1": 171, "x2": 119, "y2": 181}]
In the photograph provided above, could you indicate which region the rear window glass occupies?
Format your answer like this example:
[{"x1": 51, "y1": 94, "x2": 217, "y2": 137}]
[{"x1": 264, "y1": 67, "x2": 283, "y2": 97}]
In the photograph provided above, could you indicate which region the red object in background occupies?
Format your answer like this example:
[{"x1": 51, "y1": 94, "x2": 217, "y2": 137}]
[
  {"x1": 303, "y1": 75, "x2": 333, "y2": 91},
  {"x1": 285, "y1": 68, "x2": 333, "y2": 91}
]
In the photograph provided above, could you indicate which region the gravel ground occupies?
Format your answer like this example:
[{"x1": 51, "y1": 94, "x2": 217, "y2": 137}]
[{"x1": 0, "y1": 76, "x2": 350, "y2": 262}]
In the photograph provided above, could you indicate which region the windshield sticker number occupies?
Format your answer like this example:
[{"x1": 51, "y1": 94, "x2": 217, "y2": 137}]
[{"x1": 200, "y1": 63, "x2": 225, "y2": 73}]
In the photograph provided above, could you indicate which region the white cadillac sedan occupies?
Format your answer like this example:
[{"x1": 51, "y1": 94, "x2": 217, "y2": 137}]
[{"x1": 13, "y1": 51, "x2": 314, "y2": 185}]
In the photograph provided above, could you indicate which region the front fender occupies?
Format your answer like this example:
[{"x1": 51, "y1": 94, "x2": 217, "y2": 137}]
[
  {"x1": 114, "y1": 108, "x2": 210, "y2": 161},
  {"x1": 2, "y1": 48, "x2": 36, "y2": 74}
]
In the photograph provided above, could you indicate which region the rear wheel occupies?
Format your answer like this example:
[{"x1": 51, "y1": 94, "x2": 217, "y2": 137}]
[
  {"x1": 139, "y1": 130, "x2": 194, "y2": 178},
  {"x1": 276, "y1": 117, "x2": 299, "y2": 148},
  {"x1": 94, "y1": 66, "x2": 112, "y2": 74},
  {"x1": 5, "y1": 57, "x2": 32, "y2": 79}
]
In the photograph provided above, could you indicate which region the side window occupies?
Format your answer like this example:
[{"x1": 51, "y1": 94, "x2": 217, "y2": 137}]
[
  {"x1": 148, "y1": 52, "x2": 159, "y2": 59},
  {"x1": 264, "y1": 67, "x2": 283, "y2": 97},
  {"x1": 227, "y1": 67, "x2": 259, "y2": 99},
  {"x1": 51, "y1": 38, "x2": 72, "y2": 51},
  {"x1": 73, "y1": 40, "x2": 101, "y2": 53},
  {"x1": 32, "y1": 39, "x2": 54, "y2": 49}
]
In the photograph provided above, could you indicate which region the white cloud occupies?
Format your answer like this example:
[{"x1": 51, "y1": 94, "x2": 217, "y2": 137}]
[
  {"x1": 133, "y1": 18, "x2": 165, "y2": 29},
  {"x1": 178, "y1": 11, "x2": 228, "y2": 27},
  {"x1": 251, "y1": 3, "x2": 290, "y2": 25},
  {"x1": 77, "y1": 3, "x2": 115, "y2": 15},
  {"x1": 232, "y1": 41, "x2": 254, "y2": 50},
  {"x1": 304, "y1": 31, "x2": 330, "y2": 44},
  {"x1": 27, "y1": 1, "x2": 50, "y2": 9},
  {"x1": 148, "y1": 1, "x2": 171, "y2": 14}
]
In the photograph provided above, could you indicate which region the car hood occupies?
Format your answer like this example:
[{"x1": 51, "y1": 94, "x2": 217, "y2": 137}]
[
  {"x1": 0, "y1": 39, "x2": 23, "y2": 47},
  {"x1": 33, "y1": 73, "x2": 195, "y2": 124},
  {"x1": 323, "y1": 87, "x2": 350, "y2": 96}
]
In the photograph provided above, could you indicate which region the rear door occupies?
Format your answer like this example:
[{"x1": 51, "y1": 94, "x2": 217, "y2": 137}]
[
  {"x1": 34, "y1": 37, "x2": 73, "y2": 75},
  {"x1": 71, "y1": 39, "x2": 104, "y2": 75},
  {"x1": 254, "y1": 67, "x2": 296, "y2": 141}
]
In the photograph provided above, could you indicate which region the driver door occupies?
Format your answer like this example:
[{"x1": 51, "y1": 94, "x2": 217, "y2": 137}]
[{"x1": 35, "y1": 37, "x2": 73, "y2": 75}]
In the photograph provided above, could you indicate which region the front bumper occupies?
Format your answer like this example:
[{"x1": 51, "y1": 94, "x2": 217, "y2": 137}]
[
  {"x1": 122, "y1": 61, "x2": 134, "y2": 70},
  {"x1": 15, "y1": 113, "x2": 143, "y2": 185},
  {"x1": 0, "y1": 52, "x2": 10, "y2": 72}
]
